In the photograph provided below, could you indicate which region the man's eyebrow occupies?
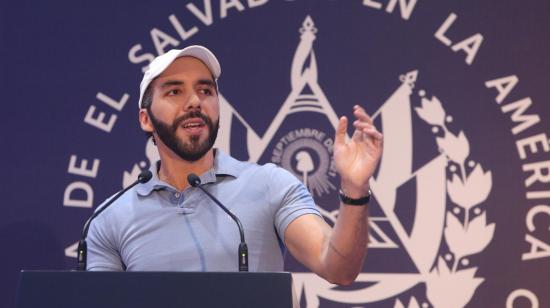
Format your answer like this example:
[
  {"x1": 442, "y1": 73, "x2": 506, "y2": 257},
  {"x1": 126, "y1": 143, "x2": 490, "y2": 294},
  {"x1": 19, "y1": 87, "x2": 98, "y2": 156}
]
[
  {"x1": 158, "y1": 79, "x2": 215, "y2": 88},
  {"x1": 197, "y1": 79, "x2": 216, "y2": 87},
  {"x1": 159, "y1": 80, "x2": 183, "y2": 88}
]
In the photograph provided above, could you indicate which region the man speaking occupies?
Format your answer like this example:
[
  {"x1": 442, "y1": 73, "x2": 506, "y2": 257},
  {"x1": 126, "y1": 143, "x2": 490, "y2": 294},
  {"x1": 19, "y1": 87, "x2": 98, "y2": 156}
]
[{"x1": 87, "y1": 45, "x2": 383, "y2": 286}]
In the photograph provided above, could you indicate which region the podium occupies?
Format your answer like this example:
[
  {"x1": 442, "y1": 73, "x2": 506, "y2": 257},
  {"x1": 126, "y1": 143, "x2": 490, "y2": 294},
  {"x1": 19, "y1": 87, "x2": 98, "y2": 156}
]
[{"x1": 16, "y1": 271, "x2": 295, "y2": 308}]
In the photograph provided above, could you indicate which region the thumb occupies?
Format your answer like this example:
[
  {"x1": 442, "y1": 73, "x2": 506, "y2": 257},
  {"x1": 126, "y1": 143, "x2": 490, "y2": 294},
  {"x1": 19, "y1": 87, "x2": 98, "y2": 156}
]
[{"x1": 335, "y1": 116, "x2": 347, "y2": 146}]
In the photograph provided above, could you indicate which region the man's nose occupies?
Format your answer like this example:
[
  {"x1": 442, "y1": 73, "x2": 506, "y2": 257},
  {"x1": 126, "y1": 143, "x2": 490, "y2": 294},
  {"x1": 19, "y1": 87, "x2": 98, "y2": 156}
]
[{"x1": 183, "y1": 92, "x2": 201, "y2": 111}]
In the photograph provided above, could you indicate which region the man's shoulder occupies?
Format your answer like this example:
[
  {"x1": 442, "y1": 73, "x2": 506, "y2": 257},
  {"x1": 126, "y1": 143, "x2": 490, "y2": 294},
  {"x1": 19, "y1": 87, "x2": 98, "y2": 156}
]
[
  {"x1": 92, "y1": 186, "x2": 141, "y2": 217},
  {"x1": 218, "y1": 150, "x2": 290, "y2": 177}
]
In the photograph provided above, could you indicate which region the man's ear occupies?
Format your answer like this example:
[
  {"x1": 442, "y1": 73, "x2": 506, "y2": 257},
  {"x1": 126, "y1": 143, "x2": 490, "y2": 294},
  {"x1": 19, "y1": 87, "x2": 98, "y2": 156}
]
[{"x1": 139, "y1": 109, "x2": 154, "y2": 133}]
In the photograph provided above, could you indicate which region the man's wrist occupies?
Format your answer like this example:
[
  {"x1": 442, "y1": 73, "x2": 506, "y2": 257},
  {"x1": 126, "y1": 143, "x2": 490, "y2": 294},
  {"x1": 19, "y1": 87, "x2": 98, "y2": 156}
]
[
  {"x1": 340, "y1": 181, "x2": 370, "y2": 199},
  {"x1": 339, "y1": 189, "x2": 371, "y2": 206}
]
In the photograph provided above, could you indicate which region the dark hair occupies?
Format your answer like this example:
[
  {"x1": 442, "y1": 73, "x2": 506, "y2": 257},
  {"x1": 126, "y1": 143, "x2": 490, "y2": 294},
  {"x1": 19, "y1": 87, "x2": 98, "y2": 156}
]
[
  {"x1": 141, "y1": 83, "x2": 155, "y2": 110},
  {"x1": 142, "y1": 83, "x2": 155, "y2": 142}
]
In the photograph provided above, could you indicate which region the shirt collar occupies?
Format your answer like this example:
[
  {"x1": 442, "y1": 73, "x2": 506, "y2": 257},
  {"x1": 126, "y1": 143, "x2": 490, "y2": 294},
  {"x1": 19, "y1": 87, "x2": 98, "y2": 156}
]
[
  {"x1": 212, "y1": 149, "x2": 241, "y2": 178},
  {"x1": 135, "y1": 149, "x2": 241, "y2": 196}
]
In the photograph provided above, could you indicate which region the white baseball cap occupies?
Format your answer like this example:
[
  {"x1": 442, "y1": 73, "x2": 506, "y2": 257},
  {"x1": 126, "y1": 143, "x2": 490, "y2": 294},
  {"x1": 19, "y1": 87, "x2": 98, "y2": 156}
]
[{"x1": 138, "y1": 45, "x2": 221, "y2": 108}]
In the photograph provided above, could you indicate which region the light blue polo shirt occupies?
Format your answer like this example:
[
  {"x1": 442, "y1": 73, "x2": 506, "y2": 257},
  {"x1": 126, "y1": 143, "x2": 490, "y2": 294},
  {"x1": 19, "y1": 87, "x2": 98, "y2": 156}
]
[{"x1": 87, "y1": 150, "x2": 321, "y2": 272}]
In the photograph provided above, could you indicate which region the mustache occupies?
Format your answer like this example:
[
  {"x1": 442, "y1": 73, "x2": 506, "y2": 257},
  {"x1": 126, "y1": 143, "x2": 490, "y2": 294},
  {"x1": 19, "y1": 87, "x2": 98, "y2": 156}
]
[{"x1": 172, "y1": 111, "x2": 212, "y2": 130}]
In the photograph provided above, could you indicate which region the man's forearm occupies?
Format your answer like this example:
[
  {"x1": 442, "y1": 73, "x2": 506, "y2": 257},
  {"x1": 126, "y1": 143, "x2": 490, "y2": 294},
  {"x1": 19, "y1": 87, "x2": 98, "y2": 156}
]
[{"x1": 321, "y1": 199, "x2": 369, "y2": 285}]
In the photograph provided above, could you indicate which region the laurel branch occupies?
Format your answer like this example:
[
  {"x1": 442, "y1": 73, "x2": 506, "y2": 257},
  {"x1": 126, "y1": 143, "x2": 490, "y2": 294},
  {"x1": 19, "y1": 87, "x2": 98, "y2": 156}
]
[
  {"x1": 394, "y1": 296, "x2": 421, "y2": 308},
  {"x1": 415, "y1": 94, "x2": 494, "y2": 308}
]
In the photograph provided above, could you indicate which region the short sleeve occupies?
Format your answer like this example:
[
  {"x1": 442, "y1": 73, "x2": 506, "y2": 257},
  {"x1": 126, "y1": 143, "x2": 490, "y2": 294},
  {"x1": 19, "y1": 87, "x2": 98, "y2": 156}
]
[
  {"x1": 269, "y1": 164, "x2": 322, "y2": 244},
  {"x1": 86, "y1": 206, "x2": 124, "y2": 271}
]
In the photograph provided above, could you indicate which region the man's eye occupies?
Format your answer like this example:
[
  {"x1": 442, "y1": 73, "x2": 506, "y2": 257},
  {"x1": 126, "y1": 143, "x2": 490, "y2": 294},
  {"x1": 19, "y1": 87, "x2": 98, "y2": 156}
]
[
  {"x1": 168, "y1": 89, "x2": 181, "y2": 95},
  {"x1": 200, "y1": 88, "x2": 213, "y2": 95}
]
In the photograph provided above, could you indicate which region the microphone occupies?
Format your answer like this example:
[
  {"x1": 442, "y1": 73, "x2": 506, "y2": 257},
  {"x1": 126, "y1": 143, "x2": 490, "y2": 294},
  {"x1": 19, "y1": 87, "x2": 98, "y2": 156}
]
[
  {"x1": 76, "y1": 170, "x2": 153, "y2": 271},
  {"x1": 187, "y1": 173, "x2": 249, "y2": 272}
]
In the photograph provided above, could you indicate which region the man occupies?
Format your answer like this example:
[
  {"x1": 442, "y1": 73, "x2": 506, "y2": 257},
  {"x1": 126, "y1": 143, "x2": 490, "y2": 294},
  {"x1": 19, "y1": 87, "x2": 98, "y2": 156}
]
[{"x1": 87, "y1": 45, "x2": 383, "y2": 286}]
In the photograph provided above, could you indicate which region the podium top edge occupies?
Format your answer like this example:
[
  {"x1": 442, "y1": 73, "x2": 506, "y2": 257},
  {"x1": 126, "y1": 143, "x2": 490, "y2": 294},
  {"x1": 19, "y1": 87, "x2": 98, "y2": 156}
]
[{"x1": 19, "y1": 270, "x2": 293, "y2": 275}]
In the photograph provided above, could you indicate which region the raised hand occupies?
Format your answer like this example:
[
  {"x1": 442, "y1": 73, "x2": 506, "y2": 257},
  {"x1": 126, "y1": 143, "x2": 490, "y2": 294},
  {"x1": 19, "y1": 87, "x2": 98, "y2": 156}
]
[{"x1": 334, "y1": 105, "x2": 383, "y2": 198}]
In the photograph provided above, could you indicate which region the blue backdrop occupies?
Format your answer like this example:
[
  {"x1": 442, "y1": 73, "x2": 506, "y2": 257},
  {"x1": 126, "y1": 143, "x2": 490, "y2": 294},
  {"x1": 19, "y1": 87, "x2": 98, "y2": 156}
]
[{"x1": 2, "y1": 0, "x2": 550, "y2": 307}]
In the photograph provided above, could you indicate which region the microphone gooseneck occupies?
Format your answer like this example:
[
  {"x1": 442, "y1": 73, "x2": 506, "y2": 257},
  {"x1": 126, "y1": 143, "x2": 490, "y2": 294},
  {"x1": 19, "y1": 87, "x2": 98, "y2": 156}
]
[
  {"x1": 76, "y1": 170, "x2": 153, "y2": 271},
  {"x1": 187, "y1": 173, "x2": 249, "y2": 272}
]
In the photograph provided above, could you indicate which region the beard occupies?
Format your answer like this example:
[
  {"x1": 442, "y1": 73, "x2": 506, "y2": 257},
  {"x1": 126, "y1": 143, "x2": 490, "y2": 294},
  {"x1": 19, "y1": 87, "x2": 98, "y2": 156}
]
[{"x1": 148, "y1": 109, "x2": 219, "y2": 162}]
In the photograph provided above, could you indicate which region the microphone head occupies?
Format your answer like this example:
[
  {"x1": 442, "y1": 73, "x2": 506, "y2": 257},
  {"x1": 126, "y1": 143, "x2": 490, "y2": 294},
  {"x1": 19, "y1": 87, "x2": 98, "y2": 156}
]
[
  {"x1": 138, "y1": 170, "x2": 153, "y2": 183},
  {"x1": 187, "y1": 173, "x2": 201, "y2": 187}
]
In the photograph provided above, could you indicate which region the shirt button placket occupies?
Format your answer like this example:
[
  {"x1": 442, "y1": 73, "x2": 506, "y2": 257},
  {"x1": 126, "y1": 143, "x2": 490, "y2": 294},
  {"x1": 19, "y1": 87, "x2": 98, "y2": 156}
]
[{"x1": 171, "y1": 191, "x2": 182, "y2": 205}]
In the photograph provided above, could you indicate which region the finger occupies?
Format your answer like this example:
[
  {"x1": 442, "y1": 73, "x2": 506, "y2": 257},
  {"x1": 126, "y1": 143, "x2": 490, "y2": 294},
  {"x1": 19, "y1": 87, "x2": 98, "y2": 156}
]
[
  {"x1": 354, "y1": 121, "x2": 383, "y2": 140},
  {"x1": 352, "y1": 128, "x2": 364, "y2": 142},
  {"x1": 353, "y1": 121, "x2": 371, "y2": 142},
  {"x1": 353, "y1": 105, "x2": 374, "y2": 124},
  {"x1": 353, "y1": 120, "x2": 375, "y2": 130},
  {"x1": 373, "y1": 133, "x2": 383, "y2": 149},
  {"x1": 335, "y1": 116, "x2": 348, "y2": 145},
  {"x1": 361, "y1": 126, "x2": 383, "y2": 140},
  {"x1": 368, "y1": 131, "x2": 384, "y2": 156},
  {"x1": 374, "y1": 133, "x2": 384, "y2": 149},
  {"x1": 351, "y1": 120, "x2": 364, "y2": 142},
  {"x1": 359, "y1": 129, "x2": 383, "y2": 157}
]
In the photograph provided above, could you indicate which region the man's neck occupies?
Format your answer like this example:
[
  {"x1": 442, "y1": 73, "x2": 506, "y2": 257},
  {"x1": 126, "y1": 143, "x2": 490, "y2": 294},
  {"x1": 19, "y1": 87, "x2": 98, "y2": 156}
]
[{"x1": 157, "y1": 147, "x2": 215, "y2": 191}]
